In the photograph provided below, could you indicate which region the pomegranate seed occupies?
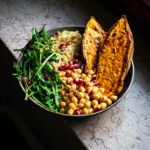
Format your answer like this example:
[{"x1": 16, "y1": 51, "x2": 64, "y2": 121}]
[
  {"x1": 66, "y1": 88, "x2": 71, "y2": 93},
  {"x1": 53, "y1": 33, "x2": 58, "y2": 37},
  {"x1": 69, "y1": 64, "x2": 74, "y2": 70},
  {"x1": 66, "y1": 80, "x2": 71, "y2": 85},
  {"x1": 74, "y1": 64, "x2": 79, "y2": 69},
  {"x1": 72, "y1": 68, "x2": 76, "y2": 72},
  {"x1": 96, "y1": 105, "x2": 102, "y2": 111},
  {"x1": 59, "y1": 44, "x2": 66, "y2": 51},
  {"x1": 66, "y1": 73, "x2": 71, "y2": 77},
  {"x1": 92, "y1": 74, "x2": 96, "y2": 80},
  {"x1": 61, "y1": 63, "x2": 67, "y2": 69},
  {"x1": 83, "y1": 81, "x2": 89, "y2": 88},
  {"x1": 58, "y1": 67, "x2": 64, "y2": 71},
  {"x1": 80, "y1": 64, "x2": 84, "y2": 70},
  {"x1": 75, "y1": 59, "x2": 79, "y2": 63},
  {"x1": 27, "y1": 80, "x2": 31, "y2": 86},
  {"x1": 66, "y1": 41, "x2": 72, "y2": 46},
  {"x1": 43, "y1": 74, "x2": 47, "y2": 80},
  {"x1": 92, "y1": 81, "x2": 98, "y2": 86},
  {"x1": 74, "y1": 53, "x2": 80, "y2": 59},
  {"x1": 79, "y1": 79, "x2": 83, "y2": 86},
  {"x1": 75, "y1": 109, "x2": 81, "y2": 115},
  {"x1": 25, "y1": 77, "x2": 29, "y2": 81},
  {"x1": 53, "y1": 67, "x2": 56, "y2": 71},
  {"x1": 74, "y1": 78, "x2": 80, "y2": 84},
  {"x1": 70, "y1": 59, "x2": 76, "y2": 65}
]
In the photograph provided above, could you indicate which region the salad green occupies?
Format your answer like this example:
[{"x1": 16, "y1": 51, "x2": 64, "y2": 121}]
[{"x1": 13, "y1": 25, "x2": 79, "y2": 112}]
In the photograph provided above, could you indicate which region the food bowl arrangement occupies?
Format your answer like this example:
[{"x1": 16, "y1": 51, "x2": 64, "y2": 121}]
[{"x1": 14, "y1": 16, "x2": 134, "y2": 117}]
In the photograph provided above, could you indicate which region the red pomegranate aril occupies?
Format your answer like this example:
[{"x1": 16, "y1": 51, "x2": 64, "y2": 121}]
[
  {"x1": 75, "y1": 59, "x2": 79, "y2": 63},
  {"x1": 69, "y1": 64, "x2": 74, "y2": 70},
  {"x1": 58, "y1": 67, "x2": 64, "y2": 71},
  {"x1": 79, "y1": 80, "x2": 83, "y2": 86},
  {"x1": 66, "y1": 73, "x2": 71, "y2": 77},
  {"x1": 74, "y1": 53, "x2": 80, "y2": 59},
  {"x1": 74, "y1": 78, "x2": 80, "y2": 84},
  {"x1": 74, "y1": 64, "x2": 79, "y2": 69},
  {"x1": 70, "y1": 59, "x2": 75, "y2": 65},
  {"x1": 72, "y1": 68, "x2": 76, "y2": 72},
  {"x1": 66, "y1": 88, "x2": 71, "y2": 93},
  {"x1": 92, "y1": 80, "x2": 98, "y2": 86},
  {"x1": 27, "y1": 80, "x2": 31, "y2": 86},
  {"x1": 61, "y1": 63, "x2": 67, "y2": 69},
  {"x1": 92, "y1": 74, "x2": 96, "y2": 80},
  {"x1": 53, "y1": 67, "x2": 56, "y2": 71},
  {"x1": 66, "y1": 41, "x2": 72, "y2": 45},
  {"x1": 80, "y1": 64, "x2": 84, "y2": 70},
  {"x1": 43, "y1": 74, "x2": 47, "y2": 80},
  {"x1": 75, "y1": 109, "x2": 81, "y2": 115},
  {"x1": 66, "y1": 80, "x2": 71, "y2": 85},
  {"x1": 53, "y1": 33, "x2": 58, "y2": 37},
  {"x1": 59, "y1": 44, "x2": 66, "y2": 51},
  {"x1": 96, "y1": 105, "x2": 102, "y2": 111},
  {"x1": 83, "y1": 81, "x2": 89, "y2": 88},
  {"x1": 25, "y1": 77, "x2": 29, "y2": 81}
]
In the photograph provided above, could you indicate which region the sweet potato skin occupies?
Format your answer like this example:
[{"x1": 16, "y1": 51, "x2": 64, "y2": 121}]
[
  {"x1": 83, "y1": 17, "x2": 106, "y2": 74},
  {"x1": 96, "y1": 15, "x2": 134, "y2": 96}
]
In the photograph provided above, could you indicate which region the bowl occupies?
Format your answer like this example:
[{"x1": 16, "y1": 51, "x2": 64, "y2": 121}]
[{"x1": 17, "y1": 26, "x2": 135, "y2": 118}]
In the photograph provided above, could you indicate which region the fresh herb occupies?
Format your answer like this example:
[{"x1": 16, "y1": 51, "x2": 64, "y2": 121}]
[{"x1": 13, "y1": 25, "x2": 79, "y2": 112}]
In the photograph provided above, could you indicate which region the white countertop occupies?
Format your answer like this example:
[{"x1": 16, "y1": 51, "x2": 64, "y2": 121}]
[{"x1": 0, "y1": 0, "x2": 150, "y2": 149}]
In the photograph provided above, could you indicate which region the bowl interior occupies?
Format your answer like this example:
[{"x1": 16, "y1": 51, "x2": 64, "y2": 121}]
[{"x1": 18, "y1": 26, "x2": 134, "y2": 118}]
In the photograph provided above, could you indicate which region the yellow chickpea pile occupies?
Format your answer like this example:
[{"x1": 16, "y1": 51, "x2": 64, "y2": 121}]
[{"x1": 58, "y1": 66, "x2": 118, "y2": 115}]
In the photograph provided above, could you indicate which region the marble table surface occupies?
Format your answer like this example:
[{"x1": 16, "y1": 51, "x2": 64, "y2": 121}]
[{"x1": 0, "y1": 0, "x2": 150, "y2": 149}]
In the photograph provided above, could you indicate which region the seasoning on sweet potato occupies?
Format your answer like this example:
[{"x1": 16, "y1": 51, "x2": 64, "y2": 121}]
[
  {"x1": 96, "y1": 15, "x2": 134, "y2": 96},
  {"x1": 82, "y1": 17, "x2": 106, "y2": 74}
]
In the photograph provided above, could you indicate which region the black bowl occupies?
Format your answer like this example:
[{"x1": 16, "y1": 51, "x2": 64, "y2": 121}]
[{"x1": 17, "y1": 26, "x2": 135, "y2": 118}]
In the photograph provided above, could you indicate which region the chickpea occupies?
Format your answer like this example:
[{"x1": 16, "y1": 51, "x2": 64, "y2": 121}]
[
  {"x1": 92, "y1": 87, "x2": 98, "y2": 93},
  {"x1": 80, "y1": 98, "x2": 86, "y2": 104},
  {"x1": 84, "y1": 94, "x2": 90, "y2": 100},
  {"x1": 79, "y1": 86, "x2": 85, "y2": 92},
  {"x1": 91, "y1": 100, "x2": 98, "y2": 106},
  {"x1": 106, "y1": 98, "x2": 112, "y2": 106},
  {"x1": 67, "y1": 109, "x2": 74, "y2": 115},
  {"x1": 78, "y1": 92, "x2": 84, "y2": 99},
  {"x1": 93, "y1": 105, "x2": 98, "y2": 111},
  {"x1": 61, "y1": 77, "x2": 67, "y2": 82},
  {"x1": 60, "y1": 108, "x2": 65, "y2": 113},
  {"x1": 93, "y1": 93, "x2": 100, "y2": 100},
  {"x1": 78, "y1": 103, "x2": 84, "y2": 108},
  {"x1": 77, "y1": 69, "x2": 82, "y2": 74},
  {"x1": 87, "y1": 87, "x2": 92, "y2": 93},
  {"x1": 103, "y1": 96, "x2": 108, "y2": 102},
  {"x1": 88, "y1": 70, "x2": 94, "y2": 75},
  {"x1": 60, "y1": 101, "x2": 66, "y2": 108},
  {"x1": 72, "y1": 96, "x2": 78, "y2": 106},
  {"x1": 63, "y1": 96, "x2": 68, "y2": 101},
  {"x1": 71, "y1": 72, "x2": 78, "y2": 79},
  {"x1": 68, "y1": 103, "x2": 76, "y2": 110},
  {"x1": 85, "y1": 101, "x2": 91, "y2": 108},
  {"x1": 71, "y1": 84, "x2": 76, "y2": 90},
  {"x1": 82, "y1": 108, "x2": 89, "y2": 114},
  {"x1": 88, "y1": 83, "x2": 93, "y2": 87},
  {"x1": 85, "y1": 77, "x2": 91, "y2": 82},
  {"x1": 99, "y1": 87, "x2": 105, "y2": 93},
  {"x1": 81, "y1": 73, "x2": 86, "y2": 79},
  {"x1": 89, "y1": 108, "x2": 94, "y2": 113},
  {"x1": 100, "y1": 103, "x2": 107, "y2": 109},
  {"x1": 61, "y1": 90, "x2": 66, "y2": 96},
  {"x1": 87, "y1": 75, "x2": 92, "y2": 80},
  {"x1": 110, "y1": 95, "x2": 118, "y2": 101},
  {"x1": 59, "y1": 71, "x2": 66, "y2": 77}
]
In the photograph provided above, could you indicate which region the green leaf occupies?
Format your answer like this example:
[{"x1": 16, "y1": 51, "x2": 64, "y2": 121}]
[{"x1": 41, "y1": 24, "x2": 49, "y2": 41}]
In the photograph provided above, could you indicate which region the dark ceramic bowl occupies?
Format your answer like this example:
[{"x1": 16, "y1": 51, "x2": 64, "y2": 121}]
[{"x1": 18, "y1": 26, "x2": 134, "y2": 118}]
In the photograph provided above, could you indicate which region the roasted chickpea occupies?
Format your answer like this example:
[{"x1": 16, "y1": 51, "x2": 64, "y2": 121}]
[
  {"x1": 99, "y1": 87, "x2": 105, "y2": 93},
  {"x1": 71, "y1": 72, "x2": 78, "y2": 79},
  {"x1": 71, "y1": 84, "x2": 76, "y2": 90},
  {"x1": 91, "y1": 100, "x2": 98, "y2": 106},
  {"x1": 82, "y1": 108, "x2": 89, "y2": 114},
  {"x1": 63, "y1": 96, "x2": 68, "y2": 101},
  {"x1": 103, "y1": 96, "x2": 108, "y2": 102},
  {"x1": 93, "y1": 93, "x2": 100, "y2": 100},
  {"x1": 81, "y1": 73, "x2": 86, "y2": 79},
  {"x1": 80, "y1": 98, "x2": 86, "y2": 104},
  {"x1": 71, "y1": 96, "x2": 78, "y2": 105},
  {"x1": 110, "y1": 95, "x2": 118, "y2": 101},
  {"x1": 87, "y1": 75, "x2": 92, "y2": 80},
  {"x1": 68, "y1": 103, "x2": 76, "y2": 110},
  {"x1": 61, "y1": 90, "x2": 66, "y2": 96},
  {"x1": 100, "y1": 103, "x2": 107, "y2": 109},
  {"x1": 78, "y1": 92, "x2": 84, "y2": 99},
  {"x1": 78, "y1": 103, "x2": 84, "y2": 108},
  {"x1": 77, "y1": 69, "x2": 82, "y2": 74},
  {"x1": 60, "y1": 108, "x2": 65, "y2": 113},
  {"x1": 79, "y1": 86, "x2": 85, "y2": 92},
  {"x1": 61, "y1": 77, "x2": 67, "y2": 82},
  {"x1": 67, "y1": 109, "x2": 74, "y2": 115},
  {"x1": 92, "y1": 87, "x2": 98, "y2": 93},
  {"x1": 85, "y1": 77, "x2": 91, "y2": 82},
  {"x1": 89, "y1": 108, "x2": 94, "y2": 113},
  {"x1": 106, "y1": 98, "x2": 112, "y2": 106},
  {"x1": 60, "y1": 101, "x2": 66, "y2": 108},
  {"x1": 85, "y1": 101, "x2": 91, "y2": 108},
  {"x1": 59, "y1": 71, "x2": 66, "y2": 77},
  {"x1": 84, "y1": 94, "x2": 90, "y2": 100}
]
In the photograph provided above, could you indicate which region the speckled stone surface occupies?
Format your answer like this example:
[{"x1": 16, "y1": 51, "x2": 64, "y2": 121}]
[{"x1": 0, "y1": 0, "x2": 150, "y2": 149}]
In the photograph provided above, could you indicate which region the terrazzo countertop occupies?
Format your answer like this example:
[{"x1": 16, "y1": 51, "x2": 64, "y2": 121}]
[{"x1": 0, "y1": 0, "x2": 150, "y2": 149}]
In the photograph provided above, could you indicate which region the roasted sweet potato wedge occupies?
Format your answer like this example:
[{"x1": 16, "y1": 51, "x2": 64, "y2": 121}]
[
  {"x1": 83, "y1": 17, "x2": 106, "y2": 74},
  {"x1": 96, "y1": 15, "x2": 134, "y2": 96}
]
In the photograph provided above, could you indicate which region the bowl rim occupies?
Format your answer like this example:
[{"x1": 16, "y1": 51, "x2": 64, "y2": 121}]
[{"x1": 17, "y1": 26, "x2": 135, "y2": 118}]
